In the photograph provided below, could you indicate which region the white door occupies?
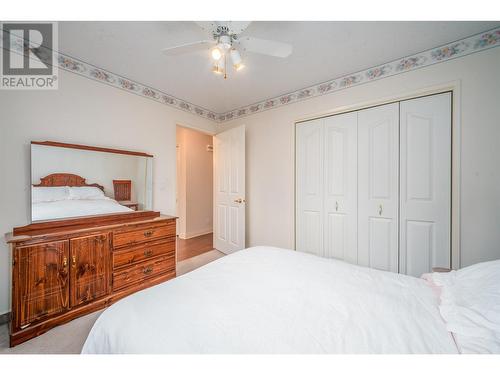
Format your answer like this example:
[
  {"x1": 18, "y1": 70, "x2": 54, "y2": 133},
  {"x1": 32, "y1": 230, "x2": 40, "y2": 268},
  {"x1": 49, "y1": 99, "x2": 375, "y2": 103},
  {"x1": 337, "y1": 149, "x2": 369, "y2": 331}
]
[
  {"x1": 213, "y1": 125, "x2": 246, "y2": 254},
  {"x1": 399, "y1": 93, "x2": 451, "y2": 276},
  {"x1": 296, "y1": 119, "x2": 324, "y2": 256},
  {"x1": 358, "y1": 103, "x2": 399, "y2": 272},
  {"x1": 323, "y1": 112, "x2": 358, "y2": 263}
]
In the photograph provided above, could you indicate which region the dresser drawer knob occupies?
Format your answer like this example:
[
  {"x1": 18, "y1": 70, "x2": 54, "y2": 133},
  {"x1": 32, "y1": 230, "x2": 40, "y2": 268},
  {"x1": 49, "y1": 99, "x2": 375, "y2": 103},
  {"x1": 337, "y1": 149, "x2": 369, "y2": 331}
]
[
  {"x1": 143, "y1": 230, "x2": 154, "y2": 237},
  {"x1": 144, "y1": 250, "x2": 153, "y2": 257},
  {"x1": 143, "y1": 266, "x2": 153, "y2": 275}
]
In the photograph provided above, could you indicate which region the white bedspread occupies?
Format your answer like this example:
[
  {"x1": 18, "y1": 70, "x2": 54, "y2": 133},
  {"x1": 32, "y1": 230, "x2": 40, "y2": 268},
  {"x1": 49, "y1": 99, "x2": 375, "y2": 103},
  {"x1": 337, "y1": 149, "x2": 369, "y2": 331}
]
[
  {"x1": 82, "y1": 247, "x2": 458, "y2": 354},
  {"x1": 32, "y1": 198, "x2": 132, "y2": 221}
]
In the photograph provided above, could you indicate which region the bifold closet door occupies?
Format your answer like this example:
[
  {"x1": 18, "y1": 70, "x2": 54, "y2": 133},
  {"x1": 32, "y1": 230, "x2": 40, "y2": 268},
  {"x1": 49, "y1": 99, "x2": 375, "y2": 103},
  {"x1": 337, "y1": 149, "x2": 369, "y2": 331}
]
[
  {"x1": 323, "y1": 113, "x2": 358, "y2": 263},
  {"x1": 399, "y1": 93, "x2": 451, "y2": 276},
  {"x1": 357, "y1": 103, "x2": 399, "y2": 272},
  {"x1": 296, "y1": 119, "x2": 324, "y2": 256}
]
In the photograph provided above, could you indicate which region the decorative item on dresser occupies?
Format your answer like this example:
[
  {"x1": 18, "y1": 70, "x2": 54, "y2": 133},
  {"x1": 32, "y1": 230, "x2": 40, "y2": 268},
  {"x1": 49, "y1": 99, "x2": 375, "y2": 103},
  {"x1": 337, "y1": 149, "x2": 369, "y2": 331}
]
[{"x1": 5, "y1": 211, "x2": 177, "y2": 347}]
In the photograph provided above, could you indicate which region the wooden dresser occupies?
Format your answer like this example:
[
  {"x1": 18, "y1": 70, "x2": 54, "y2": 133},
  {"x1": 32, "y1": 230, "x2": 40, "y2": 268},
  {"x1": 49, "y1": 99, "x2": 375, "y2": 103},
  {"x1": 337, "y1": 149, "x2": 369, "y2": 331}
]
[{"x1": 6, "y1": 211, "x2": 176, "y2": 347}]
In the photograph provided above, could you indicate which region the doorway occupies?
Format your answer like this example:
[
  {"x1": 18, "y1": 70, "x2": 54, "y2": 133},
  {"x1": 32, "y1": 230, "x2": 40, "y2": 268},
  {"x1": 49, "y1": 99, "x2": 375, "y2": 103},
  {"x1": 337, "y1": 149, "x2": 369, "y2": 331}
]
[{"x1": 176, "y1": 126, "x2": 215, "y2": 261}]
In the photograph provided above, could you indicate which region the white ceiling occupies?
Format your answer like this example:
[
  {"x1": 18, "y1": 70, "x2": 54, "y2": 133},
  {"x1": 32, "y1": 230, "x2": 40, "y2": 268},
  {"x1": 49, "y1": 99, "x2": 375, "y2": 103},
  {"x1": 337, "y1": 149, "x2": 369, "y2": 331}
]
[{"x1": 59, "y1": 21, "x2": 500, "y2": 114}]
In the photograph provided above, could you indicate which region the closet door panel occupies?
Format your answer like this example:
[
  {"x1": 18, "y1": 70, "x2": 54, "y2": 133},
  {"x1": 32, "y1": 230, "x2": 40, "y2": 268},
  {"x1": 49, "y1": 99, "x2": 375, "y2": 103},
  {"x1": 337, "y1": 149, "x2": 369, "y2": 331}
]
[
  {"x1": 296, "y1": 119, "x2": 324, "y2": 256},
  {"x1": 323, "y1": 112, "x2": 358, "y2": 263},
  {"x1": 369, "y1": 218, "x2": 392, "y2": 270},
  {"x1": 325, "y1": 213, "x2": 345, "y2": 259},
  {"x1": 358, "y1": 103, "x2": 399, "y2": 272},
  {"x1": 400, "y1": 93, "x2": 451, "y2": 276}
]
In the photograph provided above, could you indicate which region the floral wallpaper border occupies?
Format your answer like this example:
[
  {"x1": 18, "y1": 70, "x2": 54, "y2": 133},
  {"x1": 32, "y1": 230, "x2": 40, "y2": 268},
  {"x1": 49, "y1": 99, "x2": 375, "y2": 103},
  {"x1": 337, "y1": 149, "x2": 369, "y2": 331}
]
[
  {"x1": 56, "y1": 54, "x2": 218, "y2": 121},
  {"x1": 218, "y1": 27, "x2": 500, "y2": 122},
  {"x1": 6, "y1": 26, "x2": 499, "y2": 123}
]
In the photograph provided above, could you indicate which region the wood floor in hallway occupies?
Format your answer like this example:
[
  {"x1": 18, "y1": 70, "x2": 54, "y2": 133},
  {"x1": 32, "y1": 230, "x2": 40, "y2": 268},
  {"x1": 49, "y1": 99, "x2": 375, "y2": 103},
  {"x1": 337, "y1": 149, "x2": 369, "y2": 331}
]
[{"x1": 176, "y1": 232, "x2": 214, "y2": 261}]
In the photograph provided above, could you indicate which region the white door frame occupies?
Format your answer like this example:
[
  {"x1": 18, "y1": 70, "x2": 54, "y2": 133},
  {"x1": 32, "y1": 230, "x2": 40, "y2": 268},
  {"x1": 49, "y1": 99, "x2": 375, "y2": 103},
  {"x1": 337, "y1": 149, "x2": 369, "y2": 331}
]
[{"x1": 292, "y1": 81, "x2": 462, "y2": 270}]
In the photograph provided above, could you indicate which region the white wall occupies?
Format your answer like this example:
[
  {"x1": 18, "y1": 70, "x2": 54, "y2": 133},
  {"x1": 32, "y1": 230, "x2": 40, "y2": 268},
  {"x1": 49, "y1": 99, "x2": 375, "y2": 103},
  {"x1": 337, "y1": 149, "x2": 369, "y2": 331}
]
[
  {"x1": 0, "y1": 69, "x2": 216, "y2": 314},
  {"x1": 176, "y1": 126, "x2": 213, "y2": 238},
  {"x1": 218, "y1": 47, "x2": 500, "y2": 268}
]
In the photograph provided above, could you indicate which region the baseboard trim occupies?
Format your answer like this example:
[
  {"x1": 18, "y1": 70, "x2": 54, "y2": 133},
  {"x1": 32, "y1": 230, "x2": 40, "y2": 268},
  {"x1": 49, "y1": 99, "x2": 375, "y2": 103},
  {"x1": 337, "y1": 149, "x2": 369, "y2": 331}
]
[
  {"x1": 0, "y1": 312, "x2": 11, "y2": 325},
  {"x1": 179, "y1": 229, "x2": 213, "y2": 240}
]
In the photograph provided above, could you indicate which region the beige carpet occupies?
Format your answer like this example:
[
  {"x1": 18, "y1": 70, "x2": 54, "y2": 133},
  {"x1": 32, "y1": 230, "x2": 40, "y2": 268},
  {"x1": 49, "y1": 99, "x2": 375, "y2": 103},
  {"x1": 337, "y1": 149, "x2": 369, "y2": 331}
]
[
  {"x1": 176, "y1": 248, "x2": 225, "y2": 275},
  {"x1": 0, "y1": 249, "x2": 225, "y2": 354}
]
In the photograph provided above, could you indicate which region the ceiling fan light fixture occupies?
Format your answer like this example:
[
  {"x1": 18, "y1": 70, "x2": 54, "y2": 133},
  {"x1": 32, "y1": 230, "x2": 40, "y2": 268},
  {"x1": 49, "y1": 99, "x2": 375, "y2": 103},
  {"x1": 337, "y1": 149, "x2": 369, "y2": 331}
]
[
  {"x1": 218, "y1": 35, "x2": 232, "y2": 50},
  {"x1": 230, "y1": 48, "x2": 244, "y2": 71},
  {"x1": 211, "y1": 47, "x2": 222, "y2": 61},
  {"x1": 163, "y1": 22, "x2": 294, "y2": 80}
]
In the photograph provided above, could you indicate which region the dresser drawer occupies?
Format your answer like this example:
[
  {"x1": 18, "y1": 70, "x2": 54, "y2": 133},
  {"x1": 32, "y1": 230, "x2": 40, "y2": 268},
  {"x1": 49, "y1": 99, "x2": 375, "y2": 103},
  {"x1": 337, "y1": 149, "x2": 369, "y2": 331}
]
[
  {"x1": 113, "y1": 238, "x2": 175, "y2": 269},
  {"x1": 113, "y1": 222, "x2": 175, "y2": 248},
  {"x1": 112, "y1": 254, "x2": 175, "y2": 291}
]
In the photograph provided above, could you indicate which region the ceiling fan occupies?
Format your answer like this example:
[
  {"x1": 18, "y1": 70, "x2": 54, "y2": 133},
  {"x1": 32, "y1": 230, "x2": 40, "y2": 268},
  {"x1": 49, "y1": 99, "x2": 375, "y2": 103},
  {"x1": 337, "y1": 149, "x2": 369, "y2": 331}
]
[{"x1": 162, "y1": 21, "x2": 293, "y2": 79}]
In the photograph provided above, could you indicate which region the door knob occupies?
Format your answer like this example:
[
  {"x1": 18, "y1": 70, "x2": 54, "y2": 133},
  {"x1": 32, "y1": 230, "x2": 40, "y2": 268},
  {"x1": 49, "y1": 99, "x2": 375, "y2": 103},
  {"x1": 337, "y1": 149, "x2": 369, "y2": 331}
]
[
  {"x1": 379, "y1": 204, "x2": 383, "y2": 216},
  {"x1": 234, "y1": 198, "x2": 246, "y2": 204}
]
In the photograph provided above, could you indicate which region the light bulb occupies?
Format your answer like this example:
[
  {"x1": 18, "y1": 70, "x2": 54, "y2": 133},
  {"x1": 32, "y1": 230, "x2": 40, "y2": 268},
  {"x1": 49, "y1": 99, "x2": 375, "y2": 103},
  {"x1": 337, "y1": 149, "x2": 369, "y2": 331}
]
[
  {"x1": 211, "y1": 48, "x2": 222, "y2": 61},
  {"x1": 212, "y1": 56, "x2": 225, "y2": 75},
  {"x1": 230, "y1": 49, "x2": 244, "y2": 71}
]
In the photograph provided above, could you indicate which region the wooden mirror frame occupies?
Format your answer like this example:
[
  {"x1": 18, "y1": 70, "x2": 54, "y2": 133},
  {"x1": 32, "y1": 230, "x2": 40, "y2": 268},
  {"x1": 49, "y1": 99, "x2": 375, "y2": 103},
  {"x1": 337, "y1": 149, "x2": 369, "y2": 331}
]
[{"x1": 31, "y1": 141, "x2": 154, "y2": 158}]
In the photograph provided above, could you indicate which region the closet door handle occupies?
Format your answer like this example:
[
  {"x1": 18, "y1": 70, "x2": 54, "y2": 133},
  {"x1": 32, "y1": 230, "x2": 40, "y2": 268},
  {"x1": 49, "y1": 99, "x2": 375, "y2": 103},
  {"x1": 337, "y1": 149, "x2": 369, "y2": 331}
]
[
  {"x1": 378, "y1": 204, "x2": 383, "y2": 216},
  {"x1": 335, "y1": 201, "x2": 339, "y2": 212}
]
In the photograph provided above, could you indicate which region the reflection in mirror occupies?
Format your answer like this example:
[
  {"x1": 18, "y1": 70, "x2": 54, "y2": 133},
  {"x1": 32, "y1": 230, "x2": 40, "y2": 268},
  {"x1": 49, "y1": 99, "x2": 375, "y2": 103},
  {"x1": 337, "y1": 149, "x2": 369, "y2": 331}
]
[{"x1": 31, "y1": 143, "x2": 153, "y2": 222}]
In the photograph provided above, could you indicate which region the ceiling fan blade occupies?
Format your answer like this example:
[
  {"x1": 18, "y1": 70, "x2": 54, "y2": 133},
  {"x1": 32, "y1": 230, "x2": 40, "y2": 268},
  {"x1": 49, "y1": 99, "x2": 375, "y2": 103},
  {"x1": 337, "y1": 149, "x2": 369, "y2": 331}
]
[
  {"x1": 239, "y1": 36, "x2": 292, "y2": 58},
  {"x1": 194, "y1": 21, "x2": 217, "y2": 33},
  {"x1": 226, "y1": 21, "x2": 252, "y2": 35},
  {"x1": 162, "y1": 40, "x2": 215, "y2": 56}
]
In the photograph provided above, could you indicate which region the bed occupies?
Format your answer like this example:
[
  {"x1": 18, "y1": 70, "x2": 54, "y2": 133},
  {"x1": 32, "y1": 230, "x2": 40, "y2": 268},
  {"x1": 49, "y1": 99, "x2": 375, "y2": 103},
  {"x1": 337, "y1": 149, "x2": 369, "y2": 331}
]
[
  {"x1": 81, "y1": 246, "x2": 500, "y2": 354},
  {"x1": 32, "y1": 173, "x2": 132, "y2": 221}
]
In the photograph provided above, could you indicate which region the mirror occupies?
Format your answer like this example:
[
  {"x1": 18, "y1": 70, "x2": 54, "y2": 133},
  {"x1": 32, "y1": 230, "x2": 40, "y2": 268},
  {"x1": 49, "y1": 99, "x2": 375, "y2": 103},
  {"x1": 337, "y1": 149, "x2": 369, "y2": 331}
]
[{"x1": 31, "y1": 142, "x2": 153, "y2": 222}]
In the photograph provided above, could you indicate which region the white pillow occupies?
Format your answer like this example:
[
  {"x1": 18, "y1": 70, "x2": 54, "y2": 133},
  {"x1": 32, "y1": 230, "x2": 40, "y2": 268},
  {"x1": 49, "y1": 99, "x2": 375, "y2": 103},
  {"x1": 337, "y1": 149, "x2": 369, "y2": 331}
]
[
  {"x1": 428, "y1": 260, "x2": 500, "y2": 353},
  {"x1": 32, "y1": 186, "x2": 70, "y2": 203},
  {"x1": 68, "y1": 186, "x2": 106, "y2": 200}
]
